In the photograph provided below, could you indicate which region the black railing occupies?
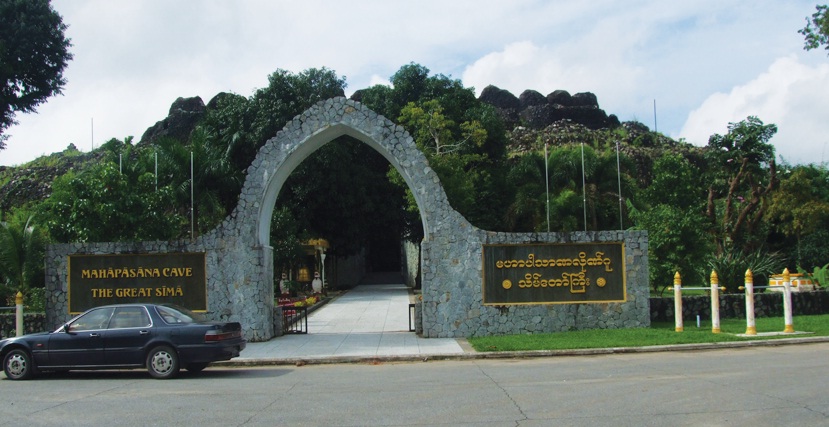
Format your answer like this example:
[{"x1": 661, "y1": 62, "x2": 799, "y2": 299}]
[
  {"x1": 408, "y1": 303, "x2": 416, "y2": 332},
  {"x1": 282, "y1": 306, "x2": 308, "y2": 334}
]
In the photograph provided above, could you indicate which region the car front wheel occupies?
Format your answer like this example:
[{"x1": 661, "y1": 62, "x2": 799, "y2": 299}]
[
  {"x1": 146, "y1": 346, "x2": 179, "y2": 379},
  {"x1": 4, "y1": 349, "x2": 34, "y2": 380}
]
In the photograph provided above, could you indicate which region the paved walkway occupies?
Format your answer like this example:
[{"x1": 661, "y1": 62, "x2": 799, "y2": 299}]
[{"x1": 237, "y1": 283, "x2": 465, "y2": 362}]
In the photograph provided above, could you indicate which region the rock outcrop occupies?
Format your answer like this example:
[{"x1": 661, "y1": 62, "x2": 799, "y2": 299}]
[
  {"x1": 139, "y1": 96, "x2": 206, "y2": 145},
  {"x1": 479, "y1": 85, "x2": 619, "y2": 131}
]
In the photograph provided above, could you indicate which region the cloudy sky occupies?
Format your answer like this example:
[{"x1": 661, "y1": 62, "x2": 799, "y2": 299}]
[{"x1": 3, "y1": 0, "x2": 828, "y2": 166}]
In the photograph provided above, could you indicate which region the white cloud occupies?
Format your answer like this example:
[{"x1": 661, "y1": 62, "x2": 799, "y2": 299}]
[
  {"x1": 679, "y1": 55, "x2": 829, "y2": 165},
  {"x1": 3, "y1": 0, "x2": 826, "y2": 166},
  {"x1": 461, "y1": 40, "x2": 643, "y2": 110}
]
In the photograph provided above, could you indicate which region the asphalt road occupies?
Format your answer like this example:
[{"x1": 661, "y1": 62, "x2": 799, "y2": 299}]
[{"x1": 1, "y1": 342, "x2": 827, "y2": 426}]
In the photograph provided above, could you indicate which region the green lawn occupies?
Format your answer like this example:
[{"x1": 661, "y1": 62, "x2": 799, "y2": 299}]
[{"x1": 468, "y1": 314, "x2": 829, "y2": 352}]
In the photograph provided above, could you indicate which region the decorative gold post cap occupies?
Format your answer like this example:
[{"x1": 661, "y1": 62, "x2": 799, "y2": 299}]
[
  {"x1": 710, "y1": 270, "x2": 719, "y2": 285},
  {"x1": 674, "y1": 271, "x2": 681, "y2": 286},
  {"x1": 745, "y1": 269, "x2": 753, "y2": 284},
  {"x1": 15, "y1": 291, "x2": 23, "y2": 305}
]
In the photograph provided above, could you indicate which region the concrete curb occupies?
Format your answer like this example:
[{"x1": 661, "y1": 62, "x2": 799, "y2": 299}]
[{"x1": 216, "y1": 335, "x2": 829, "y2": 367}]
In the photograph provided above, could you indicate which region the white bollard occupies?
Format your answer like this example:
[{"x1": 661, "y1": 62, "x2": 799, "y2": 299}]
[
  {"x1": 710, "y1": 271, "x2": 721, "y2": 334},
  {"x1": 783, "y1": 268, "x2": 794, "y2": 333},
  {"x1": 15, "y1": 291, "x2": 23, "y2": 337},
  {"x1": 673, "y1": 272, "x2": 683, "y2": 332},
  {"x1": 744, "y1": 269, "x2": 756, "y2": 335}
]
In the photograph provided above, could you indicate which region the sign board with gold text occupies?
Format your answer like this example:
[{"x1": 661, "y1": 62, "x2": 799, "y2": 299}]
[
  {"x1": 68, "y1": 253, "x2": 207, "y2": 313},
  {"x1": 482, "y1": 243, "x2": 625, "y2": 305}
]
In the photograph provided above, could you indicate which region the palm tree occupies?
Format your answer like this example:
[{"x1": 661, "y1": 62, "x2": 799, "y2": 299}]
[
  {"x1": 0, "y1": 211, "x2": 46, "y2": 303},
  {"x1": 504, "y1": 153, "x2": 545, "y2": 231},
  {"x1": 154, "y1": 129, "x2": 243, "y2": 238}
]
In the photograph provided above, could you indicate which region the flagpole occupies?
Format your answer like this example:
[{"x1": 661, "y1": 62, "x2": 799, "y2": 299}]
[
  {"x1": 545, "y1": 143, "x2": 550, "y2": 233},
  {"x1": 581, "y1": 142, "x2": 587, "y2": 232},
  {"x1": 616, "y1": 141, "x2": 623, "y2": 230},
  {"x1": 190, "y1": 151, "x2": 194, "y2": 240}
]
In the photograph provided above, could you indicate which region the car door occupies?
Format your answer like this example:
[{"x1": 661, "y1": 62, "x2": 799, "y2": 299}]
[
  {"x1": 46, "y1": 307, "x2": 114, "y2": 367},
  {"x1": 103, "y1": 306, "x2": 154, "y2": 366}
]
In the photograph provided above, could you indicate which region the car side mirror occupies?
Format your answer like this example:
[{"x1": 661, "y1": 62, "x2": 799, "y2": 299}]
[{"x1": 63, "y1": 324, "x2": 72, "y2": 334}]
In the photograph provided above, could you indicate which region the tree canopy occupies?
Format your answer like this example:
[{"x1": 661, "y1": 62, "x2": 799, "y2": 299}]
[
  {"x1": 800, "y1": 4, "x2": 829, "y2": 54},
  {"x1": 0, "y1": 0, "x2": 73, "y2": 149}
]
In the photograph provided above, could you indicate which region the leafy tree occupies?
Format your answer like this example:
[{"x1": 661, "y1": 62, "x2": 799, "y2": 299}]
[
  {"x1": 398, "y1": 100, "x2": 487, "y2": 156},
  {"x1": 503, "y1": 153, "x2": 545, "y2": 231},
  {"x1": 270, "y1": 206, "x2": 308, "y2": 282},
  {"x1": 766, "y1": 164, "x2": 829, "y2": 268},
  {"x1": 546, "y1": 144, "x2": 636, "y2": 231},
  {"x1": 276, "y1": 137, "x2": 407, "y2": 257},
  {"x1": 704, "y1": 116, "x2": 778, "y2": 254},
  {"x1": 0, "y1": 0, "x2": 73, "y2": 148},
  {"x1": 0, "y1": 209, "x2": 47, "y2": 303},
  {"x1": 799, "y1": 4, "x2": 829, "y2": 54},
  {"x1": 357, "y1": 63, "x2": 515, "y2": 235},
  {"x1": 38, "y1": 159, "x2": 183, "y2": 243},
  {"x1": 249, "y1": 68, "x2": 346, "y2": 149},
  {"x1": 199, "y1": 92, "x2": 254, "y2": 173},
  {"x1": 154, "y1": 130, "x2": 242, "y2": 237},
  {"x1": 199, "y1": 68, "x2": 346, "y2": 175},
  {"x1": 631, "y1": 154, "x2": 712, "y2": 293}
]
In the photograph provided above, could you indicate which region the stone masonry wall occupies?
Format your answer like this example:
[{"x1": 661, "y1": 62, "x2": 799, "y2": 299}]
[
  {"x1": 420, "y1": 227, "x2": 650, "y2": 337},
  {"x1": 402, "y1": 240, "x2": 420, "y2": 289},
  {"x1": 0, "y1": 313, "x2": 47, "y2": 338},
  {"x1": 45, "y1": 236, "x2": 273, "y2": 342}
]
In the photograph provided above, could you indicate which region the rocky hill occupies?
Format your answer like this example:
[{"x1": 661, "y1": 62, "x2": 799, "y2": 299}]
[
  {"x1": 0, "y1": 87, "x2": 690, "y2": 212},
  {"x1": 478, "y1": 85, "x2": 620, "y2": 130}
]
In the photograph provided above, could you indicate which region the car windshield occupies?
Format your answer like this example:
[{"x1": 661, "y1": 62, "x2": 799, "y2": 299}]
[{"x1": 155, "y1": 304, "x2": 206, "y2": 324}]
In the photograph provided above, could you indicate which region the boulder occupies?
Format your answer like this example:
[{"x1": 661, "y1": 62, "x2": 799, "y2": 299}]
[
  {"x1": 518, "y1": 90, "x2": 547, "y2": 109},
  {"x1": 546, "y1": 90, "x2": 573, "y2": 106},
  {"x1": 139, "y1": 96, "x2": 206, "y2": 145},
  {"x1": 479, "y1": 85, "x2": 520, "y2": 126},
  {"x1": 571, "y1": 92, "x2": 599, "y2": 108}
]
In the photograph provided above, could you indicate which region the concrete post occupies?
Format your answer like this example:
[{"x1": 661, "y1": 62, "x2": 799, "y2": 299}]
[
  {"x1": 744, "y1": 269, "x2": 756, "y2": 335},
  {"x1": 710, "y1": 271, "x2": 721, "y2": 334},
  {"x1": 783, "y1": 268, "x2": 794, "y2": 333},
  {"x1": 15, "y1": 291, "x2": 23, "y2": 337},
  {"x1": 673, "y1": 272, "x2": 683, "y2": 332}
]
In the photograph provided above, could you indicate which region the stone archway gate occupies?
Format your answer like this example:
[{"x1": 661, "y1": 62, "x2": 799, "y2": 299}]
[{"x1": 45, "y1": 97, "x2": 650, "y2": 341}]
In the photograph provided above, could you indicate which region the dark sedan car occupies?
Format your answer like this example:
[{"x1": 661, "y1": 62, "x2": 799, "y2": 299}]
[{"x1": 0, "y1": 303, "x2": 246, "y2": 380}]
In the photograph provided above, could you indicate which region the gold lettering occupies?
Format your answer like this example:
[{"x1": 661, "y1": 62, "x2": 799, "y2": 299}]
[{"x1": 495, "y1": 251, "x2": 614, "y2": 273}]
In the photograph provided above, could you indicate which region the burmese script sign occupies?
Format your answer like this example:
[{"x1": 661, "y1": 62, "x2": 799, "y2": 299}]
[
  {"x1": 68, "y1": 253, "x2": 207, "y2": 313},
  {"x1": 483, "y1": 243, "x2": 625, "y2": 305}
]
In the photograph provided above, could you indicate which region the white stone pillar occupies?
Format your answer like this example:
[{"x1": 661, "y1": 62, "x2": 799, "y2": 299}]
[
  {"x1": 710, "y1": 271, "x2": 721, "y2": 334},
  {"x1": 673, "y1": 272, "x2": 683, "y2": 332},
  {"x1": 15, "y1": 292, "x2": 23, "y2": 337},
  {"x1": 744, "y1": 269, "x2": 756, "y2": 335},
  {"x1": 783, "y1": 268, "x2": 794, "y2": 333}
]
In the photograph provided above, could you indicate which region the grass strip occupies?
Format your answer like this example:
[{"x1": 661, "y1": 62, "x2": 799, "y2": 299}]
[{"x1": 468, "y1": 314, "x2": 829, "y2": 352}]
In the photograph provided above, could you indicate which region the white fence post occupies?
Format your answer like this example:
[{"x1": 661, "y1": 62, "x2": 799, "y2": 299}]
[
  {"x1": 744, "y1": 269, "x2": 756, "y2": 335},
  {"x1": 783, "y1": 268, "x2": 794, "y2": 333},
  {"x1": 673, "y1": 272, "x2": 683, "y2": 332},
  {"x1": 15, "y1": 291, "x2": 23, "y2": 337},
  {"x1": 710, "y1": 271, "x2": 721, "y2": 334}
]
